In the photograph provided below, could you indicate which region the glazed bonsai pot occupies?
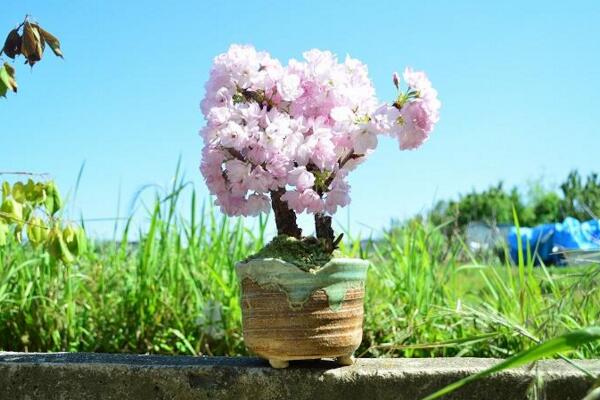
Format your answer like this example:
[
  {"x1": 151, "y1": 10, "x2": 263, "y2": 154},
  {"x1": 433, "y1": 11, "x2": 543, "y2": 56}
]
[{"x1": 235, "y1": 257, "x2": 369, "y2": 368}]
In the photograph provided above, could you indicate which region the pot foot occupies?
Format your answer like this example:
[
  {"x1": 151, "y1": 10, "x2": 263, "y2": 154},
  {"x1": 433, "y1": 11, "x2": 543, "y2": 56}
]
[
  {"x1": 336, "y1": 355, "x2": 355, "y2": 366},
  {"x1": 268, "y1": 359, "x2": 289, "y2": 369}
]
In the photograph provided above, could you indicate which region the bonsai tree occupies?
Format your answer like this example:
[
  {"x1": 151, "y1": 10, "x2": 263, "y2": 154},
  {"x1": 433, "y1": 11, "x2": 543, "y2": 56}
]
[
  {"x1": 199, "y1": 45, "x2": 440, "y2": 368},
  {"x1": 199, "y1": 45, "x2": 440, "y2": 254}
]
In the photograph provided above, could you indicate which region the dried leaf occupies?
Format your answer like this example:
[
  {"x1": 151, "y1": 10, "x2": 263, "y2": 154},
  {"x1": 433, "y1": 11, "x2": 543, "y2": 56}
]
[
  {"x1": 21, "y1": 22, "x2": 44, "y2": 66},
  {"x1": 33, "y1": 25, "x2": 46, "y2": 54},
  {"x1": 34, "y1": 24, "x2": 63, "y2": 58},
  {"x1": 2, "y1": 29, "x2": 22, "y2": 59}
]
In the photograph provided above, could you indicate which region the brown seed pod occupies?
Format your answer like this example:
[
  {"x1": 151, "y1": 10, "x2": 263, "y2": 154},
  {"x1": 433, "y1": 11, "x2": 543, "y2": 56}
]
[
  {"x1": 21, "y1": 22, "x2": 44, "y2": 66},
  {"x1": 2, "y1": 29, "x2": 22, "y2": 59},
  {"x1": 33, "y1": 23, "x2": 63, "y2": 58}
]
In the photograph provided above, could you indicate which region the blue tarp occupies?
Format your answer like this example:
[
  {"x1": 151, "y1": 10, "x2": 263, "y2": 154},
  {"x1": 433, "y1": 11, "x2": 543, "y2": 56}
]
[{"x1": 507, "y1": 217, "x2": 600, "y2": 265}]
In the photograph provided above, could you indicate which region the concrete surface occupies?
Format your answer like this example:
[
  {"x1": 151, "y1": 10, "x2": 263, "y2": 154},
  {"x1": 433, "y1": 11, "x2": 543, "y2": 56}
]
[{"x1": 0, "y1": 352, "x2": 598, "y2": 400}]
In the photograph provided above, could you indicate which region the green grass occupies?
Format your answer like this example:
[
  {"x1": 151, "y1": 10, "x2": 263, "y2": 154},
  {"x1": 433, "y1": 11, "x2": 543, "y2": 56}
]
[{"x1": 0, "y1": 176, "x2": 598, "y2": 359}]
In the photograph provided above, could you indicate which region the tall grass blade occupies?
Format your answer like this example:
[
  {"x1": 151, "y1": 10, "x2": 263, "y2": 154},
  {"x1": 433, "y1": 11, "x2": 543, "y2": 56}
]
[{"x1": 421, "y1": 327, "x2": 600, "y2": 400}]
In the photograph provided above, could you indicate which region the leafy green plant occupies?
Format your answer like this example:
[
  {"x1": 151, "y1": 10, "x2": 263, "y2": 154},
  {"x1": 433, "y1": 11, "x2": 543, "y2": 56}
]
[{"x1": 0, "y1": 177, "x2": 85, "y2": 264}]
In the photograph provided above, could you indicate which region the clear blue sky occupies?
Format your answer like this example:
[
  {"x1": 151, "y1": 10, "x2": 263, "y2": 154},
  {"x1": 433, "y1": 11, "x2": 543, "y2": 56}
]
[{"x1": 2, "y1": 1, "x2": 599, "y2": 238}]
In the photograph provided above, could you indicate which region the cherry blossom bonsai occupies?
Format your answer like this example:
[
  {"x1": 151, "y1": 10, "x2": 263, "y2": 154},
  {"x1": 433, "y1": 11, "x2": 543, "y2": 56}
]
[{"x1": 199, "y1": 45, "x2": 440, "y2": 368}]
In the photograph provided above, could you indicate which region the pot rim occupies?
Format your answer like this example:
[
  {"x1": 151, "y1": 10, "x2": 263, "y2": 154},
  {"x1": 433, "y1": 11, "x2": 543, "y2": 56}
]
[{"x1": 235, "y1": 257, "x2": 369, "y2": 310}]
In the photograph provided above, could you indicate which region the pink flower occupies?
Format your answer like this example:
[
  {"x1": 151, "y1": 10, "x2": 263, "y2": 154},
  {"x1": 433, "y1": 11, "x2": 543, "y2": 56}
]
[
  {"x1": 219, "y1": 121, "x2": 248, "y2": 151},
  {"x1": 396, "y1": 102, "x2": 431, "y2": 150},
  {"x1": 225, "y1": 159, "x2": 250, "y2": 183},
  {"x1": 245, "y1": 193, "x2": 271, "y2": 216},
  {"x1": 287, "y1": 166, "x2": 315, "y2": 191},
  {"x1": 351, "y1": 129, "x2": 378, "y2": 153},
  {"x1": 277, "y1": 72, "x2": 304, "y2": 101},
  {"x1": 206, "y1": 106, "x2": 231, "y2": 127},
  {"x1": 281, "y1": 189, "x2": 324, "y2": 213},
  {"x1": 403, "y1": 67, "x2": 441, "y2": 125},
  {"x1": 199, "y1": 45, "x2": 440, "y2": 217},
  {"x1": 325, "y1": 189, "x2": 350, "y2": 214},
  {"x1": 302, "y1": 189, "x2": 325, "y2": 213}
]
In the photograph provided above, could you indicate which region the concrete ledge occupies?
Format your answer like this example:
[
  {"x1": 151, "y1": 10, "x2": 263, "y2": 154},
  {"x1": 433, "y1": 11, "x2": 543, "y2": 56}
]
[{"x1": 1, "y1": 352, "x2": 598, "y2": 400}]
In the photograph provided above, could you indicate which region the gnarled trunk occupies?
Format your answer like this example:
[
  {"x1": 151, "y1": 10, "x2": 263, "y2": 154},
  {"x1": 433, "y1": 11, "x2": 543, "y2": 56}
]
[{"x1": 270, "y1": 188, "x2": 302, "y2": 238}]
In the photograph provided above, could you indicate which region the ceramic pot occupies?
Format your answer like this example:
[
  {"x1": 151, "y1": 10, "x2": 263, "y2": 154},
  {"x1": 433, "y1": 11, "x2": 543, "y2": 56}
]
[{"x1": 235, "y1": 257, "x2": 369, "y2": 368}]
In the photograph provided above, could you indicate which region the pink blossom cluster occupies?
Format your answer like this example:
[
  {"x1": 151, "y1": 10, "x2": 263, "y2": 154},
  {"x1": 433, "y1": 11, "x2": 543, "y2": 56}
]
[{"x1": 200, "y1": 45, "x2": 440, "y2": 217}]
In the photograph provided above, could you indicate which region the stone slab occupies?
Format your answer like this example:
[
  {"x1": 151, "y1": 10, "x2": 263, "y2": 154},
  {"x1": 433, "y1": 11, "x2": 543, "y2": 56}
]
[{"x1": 0, "y1": 352, "x2": 598, "y2": 400}]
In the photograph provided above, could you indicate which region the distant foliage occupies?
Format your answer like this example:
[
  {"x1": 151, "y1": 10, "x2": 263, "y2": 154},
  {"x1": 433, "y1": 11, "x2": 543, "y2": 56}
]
[
  {"x1": 560, "y1": 171, "x2": 600, "y2": 221},
  {"x1": 429, "y1": 183, "x2": 531, "y2": 229},
  {"x1": 429, "y1": 170, "x2": 600, "y2": 231}
]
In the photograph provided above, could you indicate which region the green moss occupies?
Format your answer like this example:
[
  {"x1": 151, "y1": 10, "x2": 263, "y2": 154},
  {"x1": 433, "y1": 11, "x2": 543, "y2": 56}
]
[{"x1": 245, "y1": 235, "x2": 338, "y2": 272}]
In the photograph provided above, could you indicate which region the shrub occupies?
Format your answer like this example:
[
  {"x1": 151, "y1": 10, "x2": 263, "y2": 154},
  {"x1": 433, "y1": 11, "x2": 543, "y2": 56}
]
[{"x1": 428, "y1": 170, "x2": 600, "y2": 232}]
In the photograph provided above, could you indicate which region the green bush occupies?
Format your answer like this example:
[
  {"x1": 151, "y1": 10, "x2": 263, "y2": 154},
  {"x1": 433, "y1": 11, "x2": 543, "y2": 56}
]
[
  {"x1": 428, "y1": 170, "x2": 600, "y2": 231},
  {"x1": 560, "y1": 171, "x2": 600, "y2": 221}
]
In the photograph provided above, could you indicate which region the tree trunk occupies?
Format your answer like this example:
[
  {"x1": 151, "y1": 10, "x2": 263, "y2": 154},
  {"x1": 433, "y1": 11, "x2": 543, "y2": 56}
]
[
  {"x1": 314, "y1": 212, "x2": 335, "y2": 251},
  {"x1": 270, "y1": 188, "x2": 302, "y2": 238}
]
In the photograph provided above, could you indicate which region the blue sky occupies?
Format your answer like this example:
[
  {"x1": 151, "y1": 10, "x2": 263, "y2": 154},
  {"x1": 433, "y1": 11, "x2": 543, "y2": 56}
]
[{"x1": 1, "y1": 1, "x2": 599, "y2": 238}]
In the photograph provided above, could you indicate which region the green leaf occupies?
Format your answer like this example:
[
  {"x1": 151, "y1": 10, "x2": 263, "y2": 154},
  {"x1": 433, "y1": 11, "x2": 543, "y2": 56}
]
[
  {"x1": 0, "y1": 198, "x2": 23, "y2": 224},
  {"x1": 0, "y1": 221, "x2": 8, "y2": 246},
  {"x1": 27, "y1": 217, "x2": 47, "y2": 247},
  {"x1": 47, "y1": 226, "x2": 74, "y2": 264},
  {"x1": 22, "y1": 204, "x2": 33, "y2": 222},
  {"x1": 0, "y1": 75, "x2": 6, "y2": 98},
  {"x1": 12, "y1": 182, "x2": 25, "y2": 203},
  {"x1": 25, "y1": 180, "x2": 47, "y2": 204},
  {"x1": 76, "y1": 226, "x2": 87, "y2": 255},
  {"x1": 14, "y1": 225, "x2": 22, "y2": 242},
  {"x1": 421, "y1": 327, "x2": 600, "y2": 400},
  {"x1": 0, "y1": 63, "x2": 18, "y2": 97},
  {"x1": 44, "y1": 181, "x2": 62, "y2": 216},
  {"x1": 24, "y1": 179, "x2": 37, "y2": 202},
  {"x1": 63, "y1": 225, "x2": 79, "y2": 254},
  {"x1": 1, "y1": 181, "x2": 10, "y2": 202}
]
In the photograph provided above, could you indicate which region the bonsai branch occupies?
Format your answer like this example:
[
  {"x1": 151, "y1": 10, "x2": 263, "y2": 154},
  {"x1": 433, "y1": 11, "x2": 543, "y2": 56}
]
[
  {"x1": 323, "y1": 150, "x2": 364, "y2": 189},
  {"x1": 270, "y1": 188, "x2": 302, "y2": 238},
  {"x1": 314, "y1": 212, "x2": 343, "y2": 252},
  {"x1": 314, "y1": 212, "x2": 334, "y2": 246}
]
